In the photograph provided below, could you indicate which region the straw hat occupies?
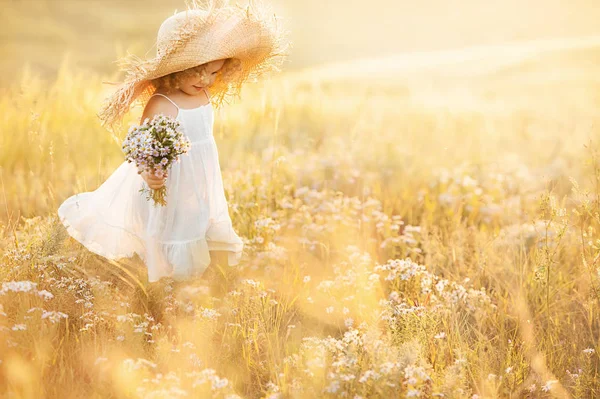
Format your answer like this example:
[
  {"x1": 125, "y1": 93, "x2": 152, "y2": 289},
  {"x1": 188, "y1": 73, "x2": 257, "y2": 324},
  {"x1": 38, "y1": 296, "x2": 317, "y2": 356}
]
[{"x1": 98, "y1": 0, "x2": 291, "y2": 130}]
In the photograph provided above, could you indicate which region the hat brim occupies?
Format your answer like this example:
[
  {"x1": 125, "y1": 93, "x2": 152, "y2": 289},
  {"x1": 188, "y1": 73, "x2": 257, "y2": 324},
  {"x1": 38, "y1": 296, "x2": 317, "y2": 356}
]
[{"x1": 98, "y1": 0, "x2": 291, "y2": 131}]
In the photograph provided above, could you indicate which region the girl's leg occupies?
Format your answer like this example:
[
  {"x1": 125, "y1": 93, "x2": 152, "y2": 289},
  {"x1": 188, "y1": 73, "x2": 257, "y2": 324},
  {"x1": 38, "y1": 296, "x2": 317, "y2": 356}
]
[{"x1": 203, "y1": 250, "x2": 231, "y2": 296}]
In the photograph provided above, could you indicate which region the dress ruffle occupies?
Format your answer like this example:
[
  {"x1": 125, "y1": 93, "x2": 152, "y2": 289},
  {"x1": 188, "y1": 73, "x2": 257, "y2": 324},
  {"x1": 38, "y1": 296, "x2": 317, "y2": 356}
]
[
  {"x1": 57, "y1": 158, "x2": 244, "y2": 283},
  {"x1": 57, "y1": 104, "x2": 244, "y2": 283},
  {"x1": 58, "y1": 192, "x2": 244, "y2": 282}
]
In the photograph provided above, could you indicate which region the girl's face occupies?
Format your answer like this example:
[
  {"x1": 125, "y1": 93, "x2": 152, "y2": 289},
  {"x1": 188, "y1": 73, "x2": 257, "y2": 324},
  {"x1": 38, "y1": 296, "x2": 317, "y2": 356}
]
[{"x1": 179, "y1": 59, "x2": 226, "y2": 96}]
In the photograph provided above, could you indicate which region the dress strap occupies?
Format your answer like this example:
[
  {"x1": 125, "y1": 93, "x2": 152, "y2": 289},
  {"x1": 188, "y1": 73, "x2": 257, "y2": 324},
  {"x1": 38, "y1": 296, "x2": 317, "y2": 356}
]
[
  {"x1": 150, "y1": 93, "x2": 180, "y2": 110},
  {"x1": 202, "y1": 87, "x2": 210, "y2": 101}
]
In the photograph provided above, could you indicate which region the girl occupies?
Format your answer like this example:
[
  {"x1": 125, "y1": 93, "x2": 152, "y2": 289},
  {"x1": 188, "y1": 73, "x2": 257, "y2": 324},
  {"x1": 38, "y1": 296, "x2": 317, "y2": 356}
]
[{"x1": 57, "y1": 0, "x2": 291, "y2": 284}]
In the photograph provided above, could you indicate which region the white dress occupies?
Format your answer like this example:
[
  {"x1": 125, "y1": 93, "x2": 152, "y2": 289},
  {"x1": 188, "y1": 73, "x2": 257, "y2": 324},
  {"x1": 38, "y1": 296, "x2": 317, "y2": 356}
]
[{"x1": 57, "y1": 90, "x2": 244, "y2": 283}]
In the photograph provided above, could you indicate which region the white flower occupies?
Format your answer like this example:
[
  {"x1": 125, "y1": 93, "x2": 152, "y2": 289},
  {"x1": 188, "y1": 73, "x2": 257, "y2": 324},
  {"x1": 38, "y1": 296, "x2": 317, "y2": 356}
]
[
  {"x1": 37, "y1": 290, "x2": 54, "y2": 300},
  {"x1": 2, "y1": 281, "x2": 37, "y2": 293},
  {"x1": 12, "y1": 324, "x2": 27, "y2": 331},
  {"x1": 242, "y1": 279, "x2": 261, "y2": 288},
  {"x1": 325, "y1": 380, "x2": 340, "y2": 393},
  {"x1": 583, "y1": 348, "x2": 595, "y2": 355},
  {"x1": 41, "y1": 310, "x2": 68, "y2": 323},
  {"x1": 212, "y1": 376, "x2": 229, "y2": 390},
  {"x1": 434, "y1": 332, "x2": 446, "y2": 339},
  {"x1": 200, "y1": 307, "x2": 221, "y2": 320},
  {"x1": 541, "y1": 380, "x2": 558, "y2": 392}
]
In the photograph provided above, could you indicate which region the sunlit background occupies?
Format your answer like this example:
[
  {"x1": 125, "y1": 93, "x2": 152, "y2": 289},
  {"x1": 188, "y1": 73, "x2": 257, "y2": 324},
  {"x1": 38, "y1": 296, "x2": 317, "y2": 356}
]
[
  {"x1": 2, "y1": 0, "x2": 600, "y2": 82},
  {"x1": 2, "y1": 0, "x2": 600, "y2": 398}
]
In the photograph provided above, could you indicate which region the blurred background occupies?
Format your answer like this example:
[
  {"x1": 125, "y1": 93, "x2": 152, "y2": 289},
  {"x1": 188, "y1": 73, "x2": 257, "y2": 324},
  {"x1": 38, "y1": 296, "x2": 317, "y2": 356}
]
[
  {"x1": 2, "y1": 0, "x2": 600, "y2": 84},
  {"x1": 2, "y1": 0, "x2": 600, "y2": 221}
]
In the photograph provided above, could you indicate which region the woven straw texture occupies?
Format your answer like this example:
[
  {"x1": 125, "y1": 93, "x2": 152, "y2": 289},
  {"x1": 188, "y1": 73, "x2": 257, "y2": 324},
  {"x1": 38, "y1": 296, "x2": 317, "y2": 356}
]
[{"x1": 97, "y1": 0, "x2": 291, "y2": 131}]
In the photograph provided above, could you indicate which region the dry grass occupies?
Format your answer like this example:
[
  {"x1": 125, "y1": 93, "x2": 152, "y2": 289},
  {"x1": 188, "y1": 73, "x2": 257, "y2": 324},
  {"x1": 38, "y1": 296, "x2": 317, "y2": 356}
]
[{"x1": 1, "y1": 43, "x2": 600, "y2": 398}]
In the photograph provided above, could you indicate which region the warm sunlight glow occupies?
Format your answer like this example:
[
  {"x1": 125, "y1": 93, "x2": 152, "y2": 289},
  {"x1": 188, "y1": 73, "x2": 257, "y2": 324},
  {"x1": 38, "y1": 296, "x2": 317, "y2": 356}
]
[{"x1": 1, "y1": 0, "x2": 600, "y2": 397}]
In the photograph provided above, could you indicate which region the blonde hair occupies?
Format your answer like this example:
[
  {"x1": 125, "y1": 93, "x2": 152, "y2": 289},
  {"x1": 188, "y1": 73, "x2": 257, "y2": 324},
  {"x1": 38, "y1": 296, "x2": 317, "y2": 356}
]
[
  {"x1": 151, "y1": 57, "x2": 242, "y2": 92},
  {"x1": 97, "y1": 0, "x2": 291, "y2": 131}
]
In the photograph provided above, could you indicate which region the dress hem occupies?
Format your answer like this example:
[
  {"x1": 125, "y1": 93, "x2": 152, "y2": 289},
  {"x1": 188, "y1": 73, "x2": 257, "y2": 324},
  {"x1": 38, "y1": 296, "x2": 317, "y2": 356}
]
[{"x1": 57, "y1": 198, "x2": 244, "y2": 283}]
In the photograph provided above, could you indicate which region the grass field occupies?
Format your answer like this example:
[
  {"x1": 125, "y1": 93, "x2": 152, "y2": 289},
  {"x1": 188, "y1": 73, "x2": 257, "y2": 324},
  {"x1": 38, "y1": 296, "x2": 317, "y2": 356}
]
[{"x1": 1, "y1": 34, "x2": 600, "y2": 397}]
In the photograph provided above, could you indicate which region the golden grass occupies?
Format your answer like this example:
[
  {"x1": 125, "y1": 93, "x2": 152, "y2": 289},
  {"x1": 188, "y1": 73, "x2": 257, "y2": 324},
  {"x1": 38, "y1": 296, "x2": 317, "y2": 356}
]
[{"x1": 1, "y1": 46, "x2": 600, "y2": 398}]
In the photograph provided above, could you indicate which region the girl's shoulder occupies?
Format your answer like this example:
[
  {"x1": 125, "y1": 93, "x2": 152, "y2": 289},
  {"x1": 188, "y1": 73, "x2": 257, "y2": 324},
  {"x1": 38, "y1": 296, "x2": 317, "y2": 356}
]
[{"x1": 141, "y1": 93, "x2": 179, "y2": 123}]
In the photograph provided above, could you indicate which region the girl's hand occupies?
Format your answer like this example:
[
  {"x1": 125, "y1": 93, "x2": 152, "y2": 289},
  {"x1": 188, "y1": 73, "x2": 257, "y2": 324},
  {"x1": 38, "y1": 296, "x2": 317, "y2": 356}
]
[{"x1": 140, "y1": 169, "x2": 167, "y2": 189}]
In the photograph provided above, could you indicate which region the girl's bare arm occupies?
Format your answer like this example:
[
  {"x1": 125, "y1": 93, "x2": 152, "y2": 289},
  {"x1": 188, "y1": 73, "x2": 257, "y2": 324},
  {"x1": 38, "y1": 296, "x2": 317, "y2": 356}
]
[{"x1": 138, "y1": 97, "x2": 178, "y2": 189}]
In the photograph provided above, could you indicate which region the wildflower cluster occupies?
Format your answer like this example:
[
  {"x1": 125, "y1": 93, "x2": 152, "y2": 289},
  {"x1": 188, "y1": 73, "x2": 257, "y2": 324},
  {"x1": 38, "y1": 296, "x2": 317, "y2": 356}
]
[
  {"x1": 283, "y1": 325, "x2": 436, "y2": 398},
  {"x1": 375, "y1": 258, "x2": 494, "y2": 314},
  {"x1": 0, "y1": 280, "x2": 55, "y2": 301},
  {"x1": 121, "y1": 113, "x2": 191, "y2": 206},
  {"x1": 116, "y1": 357, "x2": 241, "y2": 398},
  {"x1": 421, "y1": 160, "x2": 544, "y2": 226}
]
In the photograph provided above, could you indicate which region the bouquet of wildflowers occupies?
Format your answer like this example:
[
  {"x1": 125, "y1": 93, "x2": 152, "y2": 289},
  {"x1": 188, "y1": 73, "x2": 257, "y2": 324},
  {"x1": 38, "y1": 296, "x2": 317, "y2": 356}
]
[{"x1": 121, "y1": 114, "x2": 191, "y2": 206}]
